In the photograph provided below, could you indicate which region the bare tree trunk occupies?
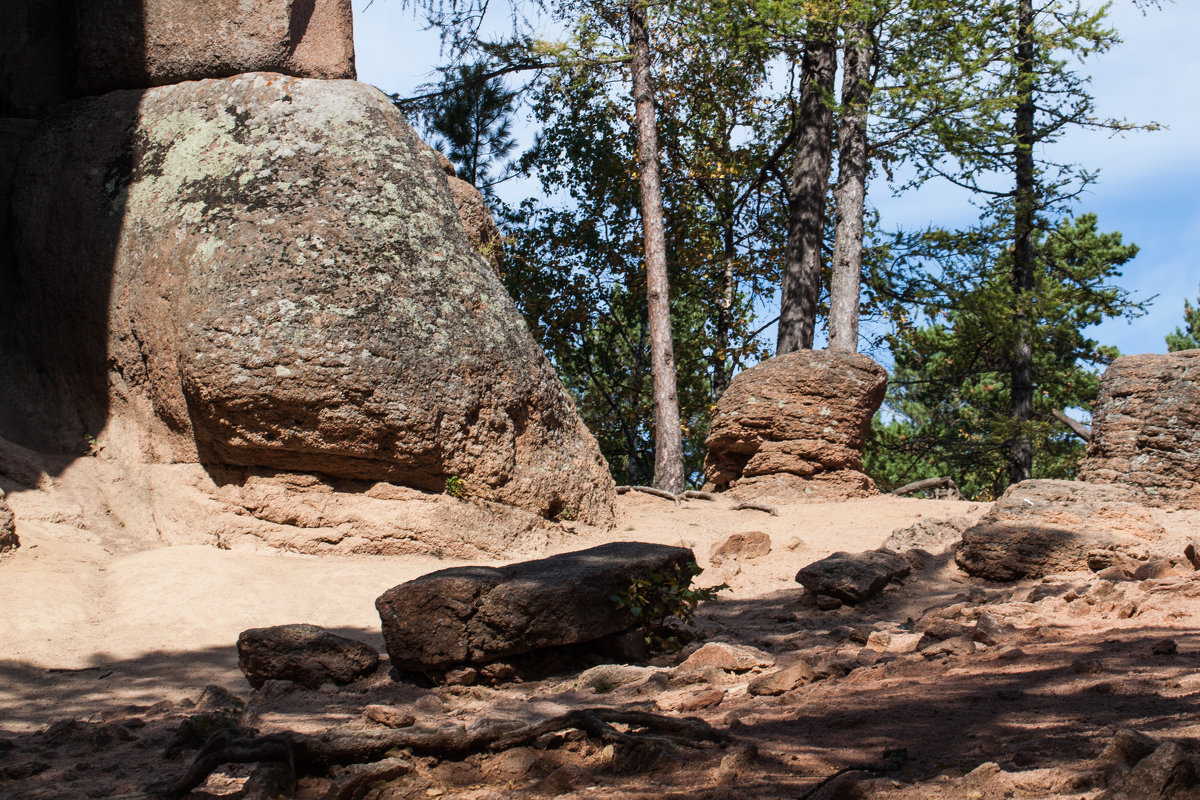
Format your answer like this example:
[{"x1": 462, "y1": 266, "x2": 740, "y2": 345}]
[
  {"x1": 1009, "y1": 0, "x2": 1036, "y2": 486},
  {"x1": 629, "y1": 1, "x2": 684, "y2": 493},
  {"x1": 828, "y1": 21, "x2": 874, "y2": 354},
  {"x1": 777, "y1": 21, "x2": 837, "y2": 355}
]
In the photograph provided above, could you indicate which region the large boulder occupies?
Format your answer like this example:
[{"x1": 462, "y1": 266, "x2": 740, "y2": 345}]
[
  {"x1": 795, "y1": 548, "x2": 911, "y2": 604},
  {"x1": 704, "y1": 350, "x2": 886, "y2": 492},
  {"x1": 955, "y1": 480, "x2": 1165, "y2": 582},
  {"x1": 375, "y1": 542, "x2": 696, "y2": 671},
  {"x1": 74, "y1": 0, "x2": 356, "y2": 93},
  {"x1": 5, "y1": 74, "x2": 614, "y2": 525},
  {"x1": 1079, "y1": 351, "x2": 1200, "y2": 509},
  {"x1": 0, "y1": 0, "x2": 74, "y2": 117},
  {"x1": 434, "y1": 152, "x2": 504, "y2": 276}
]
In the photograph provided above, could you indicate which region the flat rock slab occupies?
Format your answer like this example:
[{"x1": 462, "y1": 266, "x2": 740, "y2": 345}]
[
  {"x1": 376, "y1": 542, "x2": 696, "y2": 671},
  {"x1": 955, "y1": 480, "x2": 1164, "y2": 582},
  {"x1": 795, "y1": 548, "x2": 911, "y2": 604},
  {"x1": 237, "y1": 623, "x2": 379, "y2": 689}
]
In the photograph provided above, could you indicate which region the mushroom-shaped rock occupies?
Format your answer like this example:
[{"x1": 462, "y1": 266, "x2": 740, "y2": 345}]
[
  {"x1": 704, "y1": 350, "x2": 886, "y2": 493},
  {"x1": 376, "y1": 542, "x2": 696, "y2": 671},
  {"x1": 1080, "y1": 351, "x2": 1200, "y2": 509},
  {"x1": 237, "y1": 623, "x2": 379, "y2": 689},
  {"x1": 5, "y1": 74, "x2": 614, "y2": 526}
]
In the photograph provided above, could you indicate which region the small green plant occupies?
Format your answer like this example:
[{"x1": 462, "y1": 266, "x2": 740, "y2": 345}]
[
  {"x1": 444, "y1": 475, "x2": 466, "y2": 499},
  {"x1": 611, "y1": 561, "x2": 727, "y2": 650},
  {"x1": 554, "y1": 505, "x2": 576, "y2": 522}
]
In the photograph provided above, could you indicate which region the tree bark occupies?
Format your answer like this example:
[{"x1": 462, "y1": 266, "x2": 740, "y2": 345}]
[
  {"x1": 828, "y1": 20, "x2": 874, "y2": 354},
  {"x1": 1009, "y1": 0, "x2": 1036, "y2": 486},
  {"x1": 629, "y1": 1, "x2": 685, "y2": 493},
  {"x1": 777, "y1": 21, "x2": 837, "y2": 354}
]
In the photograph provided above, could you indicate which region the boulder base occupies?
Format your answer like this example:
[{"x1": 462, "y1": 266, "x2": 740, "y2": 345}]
[
  {"x1": 704, "y1": 351, "x2": 886, "y2": 492},
  {"x1": 376, "y1": 542, "x2": 695, "y2": 671},
  {"x1": 5, "y1": 74, "x2": 614, "y2": 526},
  {"x1": 1080, "y1": 351, "x2": 1200, "y2": 508},
  {"x1": 955, "y1": 480, "x2": 1164, "y2": 582}
]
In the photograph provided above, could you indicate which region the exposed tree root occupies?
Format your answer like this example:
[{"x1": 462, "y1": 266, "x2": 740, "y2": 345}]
[
  {"x1": 616, "y1": 485, "x2": 682, "y2": 505},
  {"x1": 153, "y1": 708, "x2": 732, "y2": 799},
  {"x1": 891, "y1": 476, "x2": 960, "y2": 498},
  {"x1": 733, "y1": 501, "x2": 779, "y2": 516},
  {"x1": 682, "y1": 490, "x2": 718, "y2": 501}
]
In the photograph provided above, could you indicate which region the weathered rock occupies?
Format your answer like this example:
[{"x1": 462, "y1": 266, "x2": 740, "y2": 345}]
[
  {"x1": 577, "y1": 664, "x2": 650, "y2": 692},
  {"x1": 447, "y1": 176, "x2": 504, "y2": 276},
  {"x1": 704, "y1": 350, "x2": 887, "y2": 491},
  {"x1": 236, "y1": 623, "x2": 379, "y2": 689},
  {"x1": 6, "y1": 75, "x2": 614, "y2": 525},
  {"x1": 677, "y1": 642, "x2": 775, "y2": 673},
  {"x1": 955, "y1": 480, "x2": 1165, "y2": 581},
  {"x1": 883, "y1": 516, "x2": 972, "y2": 554},
  {"x1": 1081, "y1": 351, "x2": 1200, "y2": 509},
  {"x1": 747, "y1": 662, "x2": 814, "y2": 696},
  {"x1": 710, "y1": 531, "x2": 772, "y2": 563},
  {"x1": 0, "y1": 492, "x2": 17, "y2": 554},
  {"x1": 795, "y1": 549, "x2": 911, "y2": 604},
  {"x1": 75, "y1": 0, "x2": 355, "y2": 93},
  {"x1": 1099, "y1": 729, "x2": 1161, "y2": 768},
  {"x1": 1100, "y1": 742, "x2": 1199, "y2": 800},
  {"x1": 376, "y1": 542, "x2": 695, "y2": 671}
]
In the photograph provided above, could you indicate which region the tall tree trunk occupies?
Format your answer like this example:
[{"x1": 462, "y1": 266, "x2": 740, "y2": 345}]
[
  {"x1": 828, "y1": 20, "x2": 874, "y2": 354},
  {"x1": 629, "y1": 1, "x2": 684, "y2": 493},
  {"x1": 1009, "y1": 0, "x2": 1036, "y2": 485},
  {"x1": 777, "y1": 21, "x2": 837, "y2": 355}
]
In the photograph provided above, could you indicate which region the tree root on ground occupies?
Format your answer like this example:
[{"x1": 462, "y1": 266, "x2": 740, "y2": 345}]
[{"x1": 152, "y1": 708, "x2": 734, "y2": 799}]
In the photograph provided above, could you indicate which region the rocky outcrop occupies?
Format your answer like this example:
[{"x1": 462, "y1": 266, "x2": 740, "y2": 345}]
[
  {"x1": 794, "y1": 548, "x2": 911, "y2": 604},
  {"x1": 376, "y1": 542, "x2": 695, "y2": 671},
  {"x1": 237, "y1": 623, "x2": 379, "y2": 689},
  {"x1": 433, "y1": 151, "x2": 504, "y2": 275},
  {"x1": 955, "y1": 480, "x2": 1165, "y2": 582},
  {"x1": 704, "y1": 350, "x2": 886, "y2": 493},
  {"x1": 1080, "y1": 351, "x2": 1200, "y2": 509},
  {"x1": 6, "y1": 75, "x2": 614, "y2": 525},
  {"x1": 75, "y1": 0, "x2": 355, "y2": 93}
]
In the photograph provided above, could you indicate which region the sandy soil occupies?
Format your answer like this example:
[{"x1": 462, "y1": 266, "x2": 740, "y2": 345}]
[{"x1": 4, "y1": 452, "x2": 1200, "y2": 799}]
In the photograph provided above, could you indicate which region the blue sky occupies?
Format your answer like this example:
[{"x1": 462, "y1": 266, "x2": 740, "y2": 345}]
[{"x1": 351, "y1": 0, "x2": 1200, "y2": 359}]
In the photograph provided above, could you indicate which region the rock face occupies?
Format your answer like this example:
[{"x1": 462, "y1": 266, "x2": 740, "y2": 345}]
[
  {"x1": 1080, "y1": 351, "x2": 1200, "y2": 509},
  {"x1": 75, "y1": 0, "x2": 356, "y2": 93},
  {"x1": 6, "y1": 75, "x2": 614, "y2": 525},
  {"x1": 795, "y1": 549, "x2": 911, "y2": 604},
  {"x1": 434, "y1": 152, "x2": 504, "y2": 276},
  {"x1": 376, "y1": 542, "x2": 695, "y2": 671},
  {"x1": 955, "y1": 480, "x2": 1164, "y2": 582},
  {"x1": 0, "y1": 491, "x2": 17, "y2": 553},
  {"x1": 704, "y1": 350, "x2": 886, "y2": 492},
  {"x1": 237, "y1": 623, "x2": 379, "y2": 689},
  {"x1": 0, "y1": 0, "x2": 74, "y2": 117}
]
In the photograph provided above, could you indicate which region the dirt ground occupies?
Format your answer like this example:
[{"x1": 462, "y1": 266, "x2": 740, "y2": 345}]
[{"x1": 4, "y1": 452, "x2": 1200, "y2": 800}]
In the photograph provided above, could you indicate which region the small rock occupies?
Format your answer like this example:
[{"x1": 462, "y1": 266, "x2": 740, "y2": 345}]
[
  {"x1": 785, "y1": 537, "x2": 805, "y2": 551},
  {"x1": 677, "y1": 642, "x2": 775, "y2": 673},
  {"x1": 1096, "y1": 566, "x2": 1133, "y2": 582},
  {"x1": 195, "y1": 685, "x2": 243, "y2": 713},
  {"x1": 815, "y1": 594, "x2": 844, "y2": 611},
  {"x1": 714, "y1": 742, "x2": 758, "y2": 785},
  {"x1": 711, "y1": 531, "x2": 772, "y2": 563},
  {"x1": 237, "y1": 624, "x2": 379, "y2": 690},
  {"x1": 973, "y1": 613, "x2": 1006, "y2": 646},
  {"x1": 1088, "y1": 550, "x2": 1143, "y2": 576},
  {"x1": 478, "y1": 663, "x2": 518, "y2": 683},
  {"x1": 1151, "y1": 639, "x2": 1178, "y2": 656},
  {"x1": 443, "y1": 667, "x2": 478, "y2": 686},
  {"x1": 678, "y1": 688, "x2": 727, "y2": 711},
  {"x1": 918, "y1": 619, "x2": 974, "y2": 641},
  {"x1": 795, "y1": 548, "x2": 911, "y2": 604},
  {"x1": 413, "y1": 694, "x2": 446, "y2": 714},
  {"x1": 1099, "y1": 729, "x2": 1160, "y2": 767},
  {"x1": 921, "y1": 636, "x2": 975, "y2": 658},
  {"x1": 578, "y1": 664, "x2": 649, "y2": 693},
  {"x1": 1134, "y1": 560, "x2": 1176, "y2": 581},
  {"x1": 748, "y1": 662, "x2": 815, "y2": 696}
]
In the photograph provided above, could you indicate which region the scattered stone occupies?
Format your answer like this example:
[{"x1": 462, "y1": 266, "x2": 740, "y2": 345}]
[
  {"x1": 677, "y1": 642, "x2": 775, "y2": 673},
  {"x1": 955, "y1": 480, "x2": 1165, "y2": 581},
  {"x1": 704, "y1": 350, "x2": 886, "y2": 492},
  {"x1": 884, "y1": 516, "x2": 972, "y2": 553},
  {"x1": 710, "y1": 531, "x2": 772, "y2": 563},
  {"x1": 916, "y1": 618, "x2": 974, "y2": 641},
  {"x1": 785, "y1": 537, "x2": 805, "y2": 551},
  {"x1": 1097, "y1": 566, "x2": 1133, "y2": 583},
  {"x1": 364, "y1": 706, "x2": 416, "y2": 729},
  {"x1": 1081, "y1": 350, "x2": 1200, "y2": 509},
  {"x1": 377, "y1": 542, "x2": 695, "y2": 671},
  {"x1": 1089, "y1": 550, "x2": 1145, "y2": 576},
  {"x1": 972, "y1": 613, "x2": 1006, "y2": 646},
  {"x1": 921, "y1": 636, "x2": 975, "y2": 659},
  {"x1": 194, "y1": 685, "x2": 243, "y2": 713},
  {"x1": 443, "y1": 667, "x2": 478, "y2": 686},
  {"x1": 1151, "y1": 638, "x2": 1178, "y2": 656},
  {"x1": 74, "y1": 0, "x2": 355, "y2": 93},
  {"x1": 236, "y1": 624, "x2": 378, "y2": 690},
  {"x1": 748, "y1": 662, "x2": 815, "y2": 696},
  {"x1": 577, "y1": 664, "x2": 649, "y2": 693},
  {"x1": 678, "y1": 688, "x2": 727, "y2": 712},
  {"x1": 1099, "y1": 729, "x2": 1160, "y2": 767},
  {"x1": 795, "y1": 548, "x2": 911, "y2": 604},
  {"x1": 815, "y1": 594, "x2": 844, "y2": 611},
  {"x1": 1184, "y1": 542, "x2": 1200, "y2": 571}
]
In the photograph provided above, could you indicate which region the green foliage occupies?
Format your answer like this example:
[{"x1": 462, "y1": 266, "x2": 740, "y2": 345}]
[
  {"x1": 444, "y1": 475, "x2": 466, "y2": 499},
  {"x1": 611, "y1": 561, "x2": 727, "y2": 649},
  {"x1": 864, "y1": 213, "x2": 1145, "y2": 500},
  {"x1": 1166, "y1": 288, "x2": 1200, "y2": 352}
]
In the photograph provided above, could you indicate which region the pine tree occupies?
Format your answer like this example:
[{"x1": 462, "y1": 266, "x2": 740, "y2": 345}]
[{"x1": 1166, "y1": 289, "x2": 1200, "y2": 352}]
